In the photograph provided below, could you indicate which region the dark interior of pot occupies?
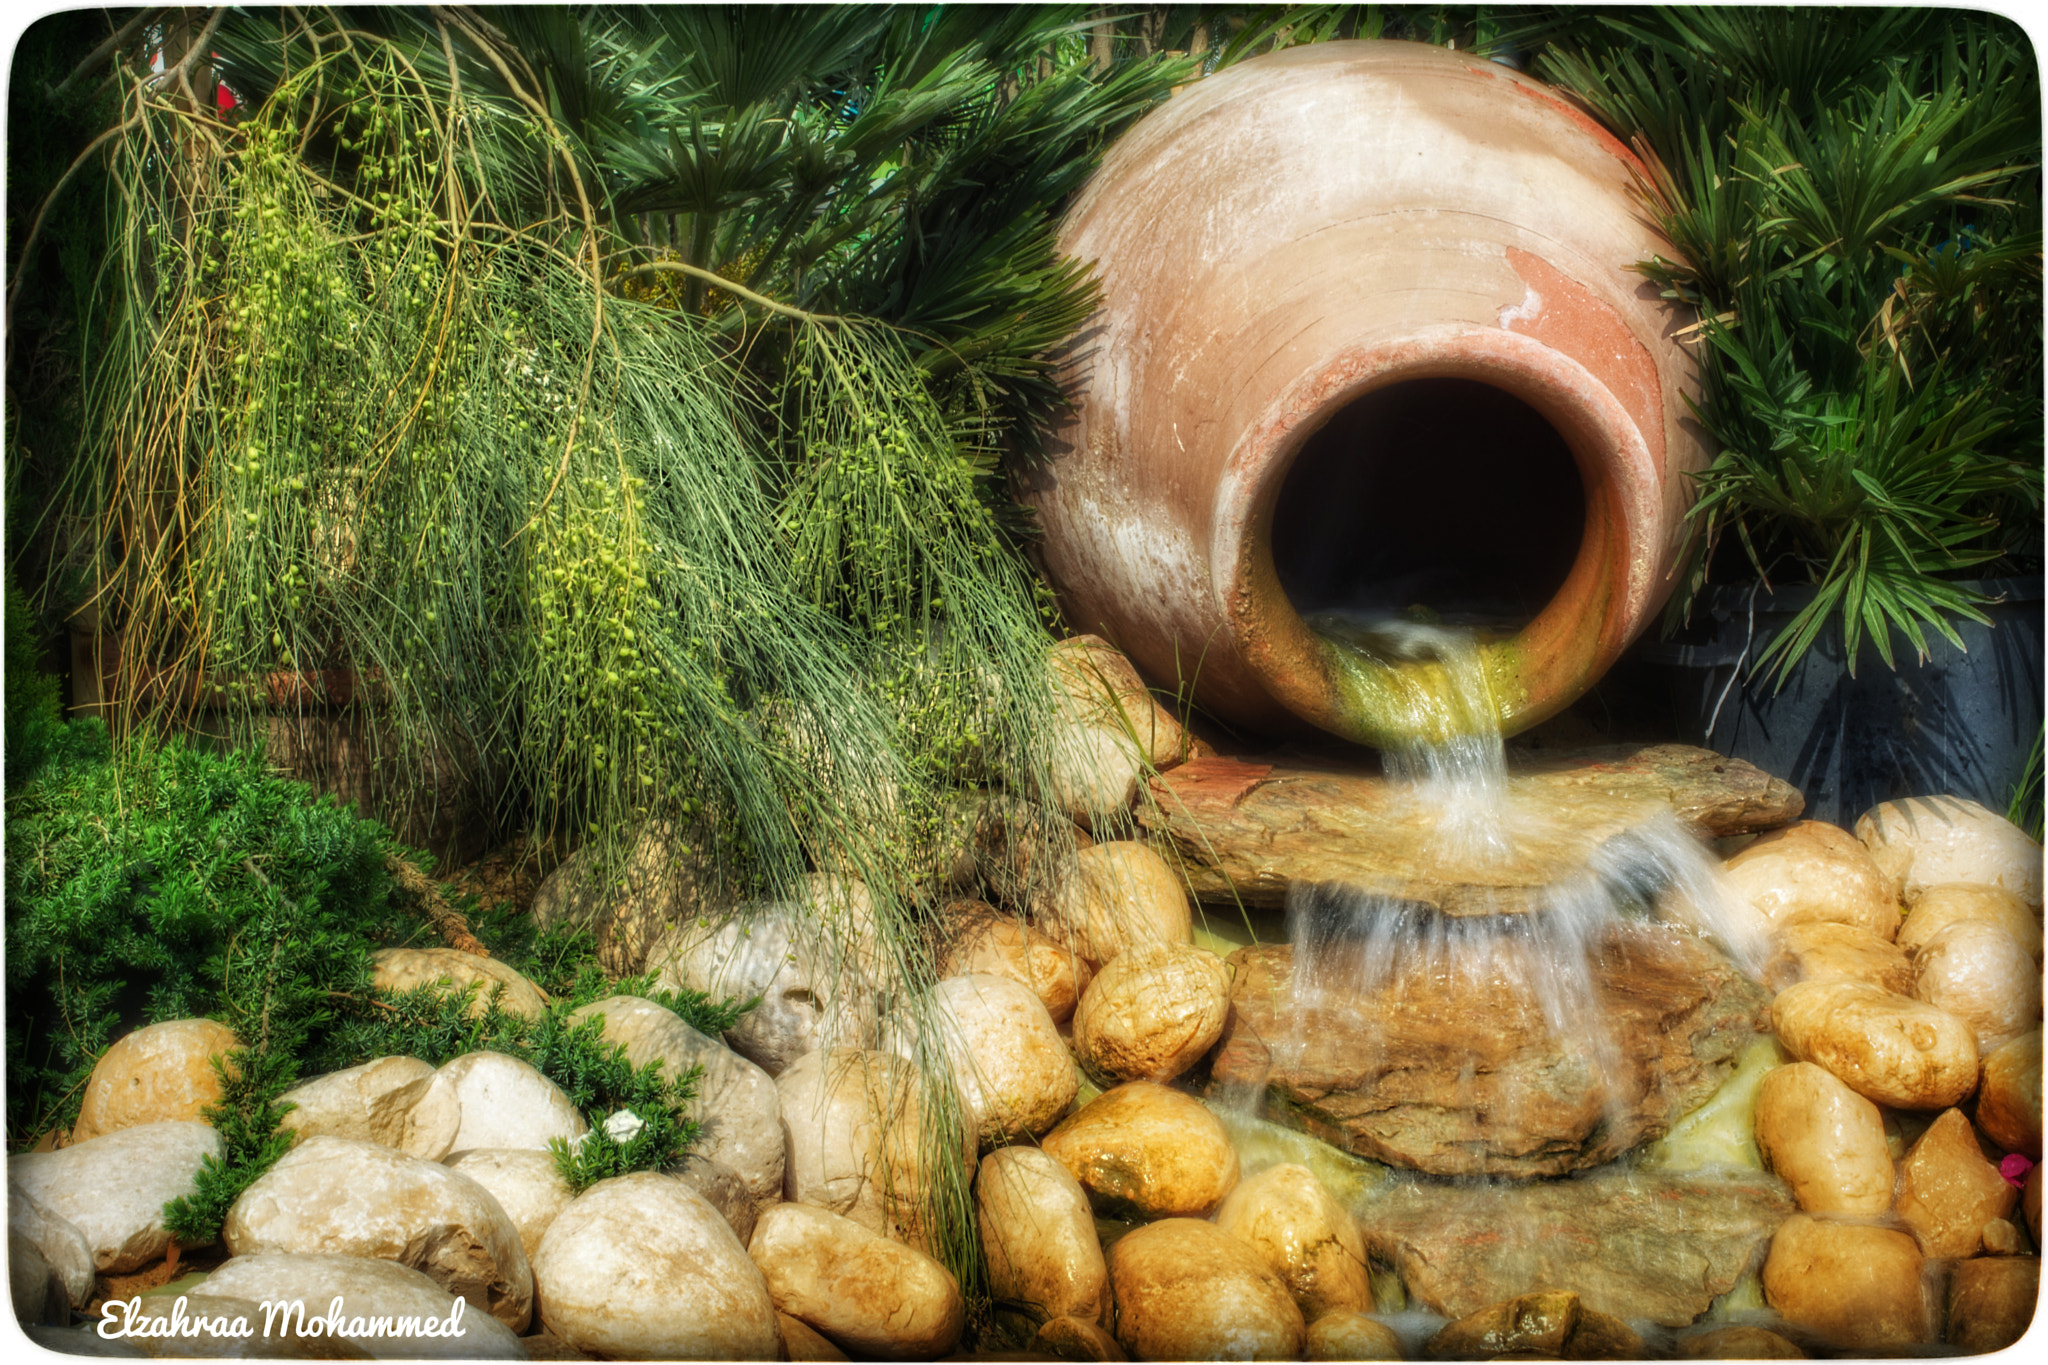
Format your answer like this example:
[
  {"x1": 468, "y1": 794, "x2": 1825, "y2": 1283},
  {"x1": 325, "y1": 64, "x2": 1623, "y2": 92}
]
[{"x1": 1269, "y1": 377, "x2": 1586, "y2": 631}]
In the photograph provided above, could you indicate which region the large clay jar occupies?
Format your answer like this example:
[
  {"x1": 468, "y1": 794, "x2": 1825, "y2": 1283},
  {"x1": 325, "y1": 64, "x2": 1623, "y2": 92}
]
[{"x1": 1031, "y1": 41, "x2": 1708, "y2": 745}]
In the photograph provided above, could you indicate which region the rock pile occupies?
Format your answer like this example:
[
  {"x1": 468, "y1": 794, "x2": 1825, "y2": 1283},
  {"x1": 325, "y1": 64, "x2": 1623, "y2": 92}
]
[
  {"x1": 1732, "y1": 802, "x2": 2044, "y2": 1355},
  {"x1": 12, "y1": 630, "x2": 2042, "y2": 1361}
]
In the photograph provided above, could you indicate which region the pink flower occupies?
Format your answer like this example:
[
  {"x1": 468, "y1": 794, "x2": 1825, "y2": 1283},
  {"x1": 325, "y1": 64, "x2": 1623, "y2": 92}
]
[{"x1": 2000, "y1": 1153, "x2": 2033, "y2": 1189}]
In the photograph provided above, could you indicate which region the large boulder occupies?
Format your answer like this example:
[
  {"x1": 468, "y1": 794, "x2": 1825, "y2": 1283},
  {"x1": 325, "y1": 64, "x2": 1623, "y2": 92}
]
[
  {"x1": 1138, "y1": 747, "x2": 1803, "y2": 910},
  {"x1": 1857, "y1": 795, "x2": 2044, "y2": 908},
  {"x1": 1899, "y1": 883, "x2": 2044, "y2": 964},
  {"x1": 223, "y1": 1134, "x2": 532, "y2": 1331},
  {"x1": 936, "y1": 902, "x2": 1093, "y2": 1026},
  {"x1": 1038, "y1": 842, "x2": 1192, "y2": 968},
  {"x1": 777, "y1": 1048, "x2": 971, "y2": 1256},
  {"x1": 1770, "y1": 977, "x2": 1979, "y2": 1109},
  {"x1": 426, "y1": 1052, "x2": 586, "y2": 1154},
  {"x1": 68, "y1": 1019, "x2": 240, "y2": 1145},
  {"x1": 1208, "y1": 930, "x2": 1767, "y2": 1176},
  {"x1": 441, "y1": 1149, "x2": 573, "y2": 1264},
  {"x1": 647, "y1": 877, "x2": 883, "y2": 1076},
  {"x1": 532, "y1": 1172, "x2": 779, "y2": 1360},
  {"x1": 176, "y1": 1252, "x2": 524, "y2": 1359},
  {"x1": 1722, "y1": 821, "x2": 1902, "y2": 940},
  {"x1": 1106, "y1": 1218, "x2": 1304, "y2": 1361},
  {"x1": 1894, "y1": 1108, "x2": 2018, "y2": 1259},
  {"x1": 1357, "y1": 1167, "x2": 1794, "y2": 1328},
  {"x1": 278, "y1": 1056, "x2": 438, "y2": 1150},
  {"x1": 887, "y1": 974, "x2": 1075, "y2": 1147},
  {"x1": 748, "y1": 1201, "x2": 965, "y2": 1360},
  {"x1": 1213, "y1": 1163, "x2": 1369, "y2": 1324},
  {"x1": 568, "y1": 995, "x2": 784, "y2": 1200},
  {"x1": 1761, "y1": 1214, "x2": 1929, "y2": 1352},
  {"x1": 977, "y1": 1146, "x2": 1109, "y2": 1328},
  {"x1": 1072, "y1": 942, "x2": 1231, "y2": 1085},
  {"x1": 8, "y1": 1185, "x2": 95, "y2": 1308},
  {"x1": 1423, "y1": 1291, "x2": 1643, "y2": 1361},
  {"x1": 1911, "y1": 919, "x2": 2041, "y2": 1055},
  {"x1": 369, "y1": 948, "x2": 546, "y2": 1020},
  {"x1": 1753, "y1": 1062, "x2": 1894, "y2": 1215},
  {"x1": 1044, "y1": 635, "x2": 1195, "y2": 826},
  {"x1": 1040, "y1": 1081, "x2": 1239, "y2": 1219},
  {"x1": 529, "y1": 821, "x2": 713, "y2": 975},
  {"x1": 1977, "y1": 1029, "x2": 2043, "y2": 1158},
  {"x1": 9, "y1": 1121, "x2": 221, "y2": 1273}
]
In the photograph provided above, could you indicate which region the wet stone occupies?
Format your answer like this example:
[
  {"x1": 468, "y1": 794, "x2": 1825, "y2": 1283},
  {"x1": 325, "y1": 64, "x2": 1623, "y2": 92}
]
[
  {"x1": 1140, "y1": 746, "x2": 1801, "y2": 912},
  {"x1": 1356, "y1": 1167, "x2": 1794, "y2": 1328},
  {"x1": 1422, "y1": 1291, "x2": 1642, "y2": 1361},
  {"x1": 1208, "y1": 927, "x2": 1768, "y2": 1177}
]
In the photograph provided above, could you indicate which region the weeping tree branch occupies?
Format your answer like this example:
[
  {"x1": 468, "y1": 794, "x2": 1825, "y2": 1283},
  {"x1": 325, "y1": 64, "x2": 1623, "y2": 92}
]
[{"x1": 617, "y1": 260, "x2": 837, "y2": 326}]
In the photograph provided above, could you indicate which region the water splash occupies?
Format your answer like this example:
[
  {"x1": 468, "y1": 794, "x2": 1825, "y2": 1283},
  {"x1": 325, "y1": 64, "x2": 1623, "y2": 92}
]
[
  {"x1": 1274, "y1": 616, "x2": 1766, "y2": 1160},
  {"x1": 1309, "y1": 610, "x2": 1510, "y2": 867}
]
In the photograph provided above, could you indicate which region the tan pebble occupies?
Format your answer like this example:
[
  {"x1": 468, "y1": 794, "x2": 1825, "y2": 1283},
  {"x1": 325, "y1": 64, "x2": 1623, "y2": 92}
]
[
  {"x1": 1912, "y1": 919, "x2": 2042, "y2": 1055},
  {"x1": 1072, "y1": 941, "x2": 1231, "y2": 1084},
  {"x1": 939, "y1": 902, "x2": 1093, "y2": 1024},
  {"x1": 1723, "y1": 821, "x2": 1902, "y2": 940},
  {"x1": 1040, "y1": 1080, "x2": 1238, "y2": 1219},
  {"x1": 1306, "y1": 1310, "x2": 1404, "y2": 1360},
  {"x1": 1857, "y1": 795, "x2": 2043, "y2": 908},
  {"x1": 1899, "y1": 883, "x2": 2043, "y2": 964},
  {"x1": 1983, "y1": 1218, "x2": 2023, "y2": 1255},
  {"x1": 1106, "y1": 1217, "x2": 1304, "y2": 1361},
  {"x1": 1039, "y1": 842, "x2": 1191, "y2": 967},
  {"x1": 1753, "y1": 1062, "x2": 1894, "y2": 1215},
  {"x1": 1763, "y1": 921, "x2": 1913, "y2": 994},
  {"x1": 1770, "y1": 977, "x2": 1978, "y2": 1109},
  {"x1": 1213, "y1": 1163, "x2": 1370, "y2": 1323},
  {"x1": 1895, "y1": 1108, "x2": 2018, "y2": 1258},
  {"x1": 1762, "y1": 1213, "x2": 1929, "y2": 1351},
  {"x1": 1976, "y1": 1028, "x2": 2044, "y2": 1159},
  {"x1": 1032, "y1": 1315, "x2": 1129, "y2": 1362},
  {"x1": 69, "y1": 1019, "x2": 240, "y2": 1145},
  {"x1": 1945, "y1": 1255, "x2": 2040, "y2": 1353}
]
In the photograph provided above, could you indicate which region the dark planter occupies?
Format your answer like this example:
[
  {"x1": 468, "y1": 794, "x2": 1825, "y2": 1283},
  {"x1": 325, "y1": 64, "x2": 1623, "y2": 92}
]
[{"x1": 1638, "y1": 577, "x2": 2044, "y2": 826}]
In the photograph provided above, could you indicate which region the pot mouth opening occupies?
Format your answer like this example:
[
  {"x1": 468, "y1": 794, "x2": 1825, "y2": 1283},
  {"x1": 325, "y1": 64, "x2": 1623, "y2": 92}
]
[
  {"x1": 1222, "y1": 326, "x2": 1654, "y2": 747},
  {"x1": 1270, "y1": 377, "x2": 1586, "y2": 638}
]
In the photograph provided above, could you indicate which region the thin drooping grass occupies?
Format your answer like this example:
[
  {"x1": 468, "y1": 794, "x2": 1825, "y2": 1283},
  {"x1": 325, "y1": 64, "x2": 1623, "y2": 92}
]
[{"x1": 19, "y1": 13, "x2": 1134, "y2": 1291}]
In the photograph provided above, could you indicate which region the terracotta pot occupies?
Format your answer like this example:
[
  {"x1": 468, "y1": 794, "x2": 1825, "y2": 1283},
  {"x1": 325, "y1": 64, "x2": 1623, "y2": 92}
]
[{"x1": 1028, "y1": 41, "x2": 1709, "y2": 746}]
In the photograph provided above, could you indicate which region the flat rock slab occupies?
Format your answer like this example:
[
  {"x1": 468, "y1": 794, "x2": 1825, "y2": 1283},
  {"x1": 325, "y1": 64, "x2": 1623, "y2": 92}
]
[
  {"x1": 1208, "y1": 932, "x2": 1769, "y2": 1177},
  {"x1": 1141, "y1": 745, "x2": 1802, "y2": 911},
  {"x1": 1356, "y1": 1166, "x2": 1794, "y2": 1327}
]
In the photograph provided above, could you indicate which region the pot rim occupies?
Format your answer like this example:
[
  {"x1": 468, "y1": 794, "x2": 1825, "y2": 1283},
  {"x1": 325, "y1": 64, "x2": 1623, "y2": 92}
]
[{"x1": 1213, "y1": 323, "x2": 1659, "y2": 744}]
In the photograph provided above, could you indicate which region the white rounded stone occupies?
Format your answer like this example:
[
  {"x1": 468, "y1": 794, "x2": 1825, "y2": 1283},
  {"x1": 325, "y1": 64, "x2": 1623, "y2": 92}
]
[
  {"x1": 9, "y1": 1121, "x2": 221, "y2": 1273},
  {"x1": 533, "y1": 1172, "x2": 779, "y2": 1360},
  {"x1": 223, "y1": 1134, "x2": 532, "y2": 1331}
]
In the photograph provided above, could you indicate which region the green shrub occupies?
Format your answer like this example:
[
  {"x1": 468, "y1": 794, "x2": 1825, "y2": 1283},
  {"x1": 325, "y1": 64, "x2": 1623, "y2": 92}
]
[
  {"x1": 161, "y1": 1046, "x2": 299, "y2": 1246},
  {"x1": 5, "y1": 711, "x2": 753, "y2": 1235},
  {"x1": 3, "y1": 730, "x2": 414, "y2": 1142},
  {"x1": 3, "y1": 572, "x2": 71, "y2": 793},
  {"x1": 308, "y1": 971, "x2": 724, "y2": 1198}
]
